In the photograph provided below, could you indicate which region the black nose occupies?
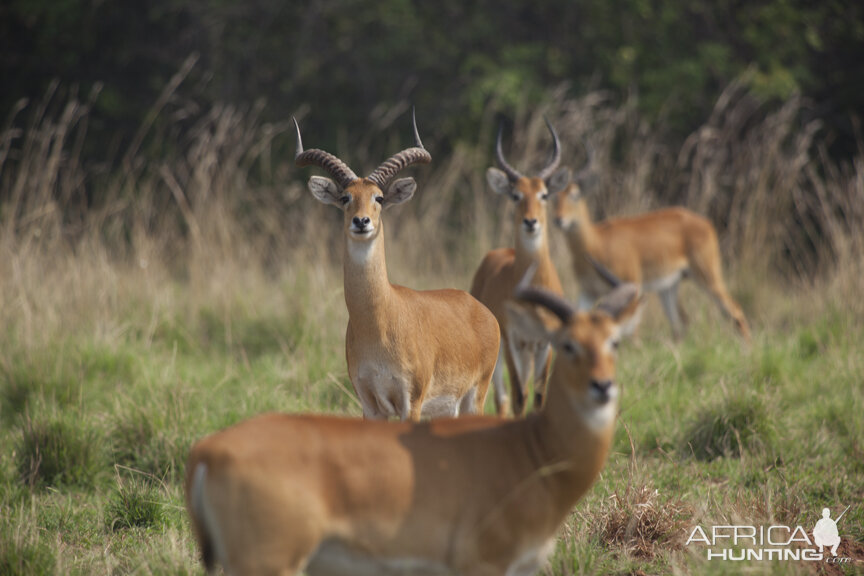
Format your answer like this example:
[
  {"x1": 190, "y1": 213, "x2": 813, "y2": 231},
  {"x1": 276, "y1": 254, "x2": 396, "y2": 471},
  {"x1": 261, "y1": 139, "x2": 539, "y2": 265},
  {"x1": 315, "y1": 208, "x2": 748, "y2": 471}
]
[
  {"x1": 523, "y1": 218, "x2": 538, "y2": 230},
  {"x1": 590, "y1": 379, "x2": 613, "y2": 401},
  {"x1": 352, "y1": 216, "x2": 371, "y2": 227}
]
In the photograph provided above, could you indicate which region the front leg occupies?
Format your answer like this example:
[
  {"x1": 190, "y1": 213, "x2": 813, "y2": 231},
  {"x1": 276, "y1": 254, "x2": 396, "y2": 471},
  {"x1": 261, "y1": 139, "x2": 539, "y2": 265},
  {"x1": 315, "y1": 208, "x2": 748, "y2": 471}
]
[
  {"x1": 356, "y1": 383, "x2": 389, "y2": 420},
  {"x1": 504, "y1": 332, "x2": 535, "y2": 417},
  {"x1": 491, "y1": 345, "x2": 511, "y2": 416},
  {"x1": 532, "y1": 343, "x2": 552, "y2": 410}
]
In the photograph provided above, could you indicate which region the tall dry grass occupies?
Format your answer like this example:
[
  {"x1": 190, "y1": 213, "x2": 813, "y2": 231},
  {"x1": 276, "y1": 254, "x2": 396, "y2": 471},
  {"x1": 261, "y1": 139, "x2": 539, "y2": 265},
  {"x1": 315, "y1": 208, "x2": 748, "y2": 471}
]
[{"x1": 1, "y1": 76, "x2": 862, "y2": 357}]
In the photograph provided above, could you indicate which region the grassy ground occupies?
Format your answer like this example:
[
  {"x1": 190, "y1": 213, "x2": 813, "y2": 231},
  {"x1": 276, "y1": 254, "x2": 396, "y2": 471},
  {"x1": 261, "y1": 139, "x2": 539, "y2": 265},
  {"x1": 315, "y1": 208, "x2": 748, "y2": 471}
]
[
  {"x1": 0, "y1": 252, "x2": 861, "y2": 575},
  {"x1": 1, "y1": 87, "x2": 863, "y2": 574}
]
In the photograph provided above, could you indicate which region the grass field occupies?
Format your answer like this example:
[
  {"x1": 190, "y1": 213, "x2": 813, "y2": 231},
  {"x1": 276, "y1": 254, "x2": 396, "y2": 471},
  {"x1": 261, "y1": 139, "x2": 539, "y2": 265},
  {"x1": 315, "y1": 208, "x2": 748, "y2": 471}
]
[{"x1": 1, "y1": 86, "x2": 863, "y2": 574}]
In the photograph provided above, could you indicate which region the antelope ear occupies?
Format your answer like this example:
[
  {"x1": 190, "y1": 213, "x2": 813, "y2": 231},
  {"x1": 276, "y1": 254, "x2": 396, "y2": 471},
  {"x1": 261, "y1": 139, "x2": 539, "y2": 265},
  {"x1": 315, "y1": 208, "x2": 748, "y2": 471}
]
[
  {"x1": 595, "y1": 284, "x2": 641, "y2": 323},
  {"x1": 505, "y1": 301, "x2": 553, "y2": 343},
  {"x1": 486, "y1": 167, "x2": 512, "y2": 196},
  {"x1": 308, "y1": 176, "x2": 341, "y2": 206},
  {"x1": 546, "y1": 167, "x2": 572, "y2": 194},
  {"x1": 384, "y1": 177, "x2": 416, "y2": 207}
]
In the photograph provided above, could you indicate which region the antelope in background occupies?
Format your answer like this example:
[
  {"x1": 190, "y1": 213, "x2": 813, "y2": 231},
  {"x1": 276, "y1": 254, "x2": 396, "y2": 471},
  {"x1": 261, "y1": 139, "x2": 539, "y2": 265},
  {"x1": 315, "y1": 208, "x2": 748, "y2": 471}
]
[
  {"x1": 295, "y1": 111, "x2": 500, "y2": 420},
  {"x1": 552, "y1": 154, "x2": 751, "y2": 342},
  {"x1": 471, "y1": 119, "x2": 570, "y2": 416},
  {"x1": 185, "y1": 276, "x2": 640, "y2": 576}
]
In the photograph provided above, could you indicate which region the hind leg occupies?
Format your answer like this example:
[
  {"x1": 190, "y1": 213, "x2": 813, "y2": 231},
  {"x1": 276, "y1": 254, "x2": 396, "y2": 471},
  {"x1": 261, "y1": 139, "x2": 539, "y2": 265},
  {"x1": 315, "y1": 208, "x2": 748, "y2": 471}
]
[
  {"x1": 702, "y1": 280, "x2": 751, "y2": 342},
  {"x1": 658, "y1": 283, "x2": 686, "y2": 341},
  {"x1": 688, "y1": 230, "x2": 751, "y2": 342},
  {"x1": 677, "y1": 298, "x2": 690, "y2": 328}
]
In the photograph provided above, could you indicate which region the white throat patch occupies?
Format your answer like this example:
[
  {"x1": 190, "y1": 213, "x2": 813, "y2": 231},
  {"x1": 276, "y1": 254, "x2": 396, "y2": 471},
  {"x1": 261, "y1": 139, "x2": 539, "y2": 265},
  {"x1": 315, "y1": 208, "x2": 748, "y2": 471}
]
[
  {"x1": 580, "y1": 391, "x2": 618, "y2": 433},
  {"x1": 347, "y1": 234, "x2": 378, "y2": 265},
  {"x1": 520, "y1": 229, "x2": 545, "y2": 252}
]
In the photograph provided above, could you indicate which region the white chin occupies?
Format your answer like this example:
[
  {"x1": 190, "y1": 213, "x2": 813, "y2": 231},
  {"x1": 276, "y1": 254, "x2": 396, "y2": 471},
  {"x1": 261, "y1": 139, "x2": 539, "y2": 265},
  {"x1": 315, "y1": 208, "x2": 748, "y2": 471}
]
[{"x1": 521, "y1": 230, "x2": 543, "y2": 248}]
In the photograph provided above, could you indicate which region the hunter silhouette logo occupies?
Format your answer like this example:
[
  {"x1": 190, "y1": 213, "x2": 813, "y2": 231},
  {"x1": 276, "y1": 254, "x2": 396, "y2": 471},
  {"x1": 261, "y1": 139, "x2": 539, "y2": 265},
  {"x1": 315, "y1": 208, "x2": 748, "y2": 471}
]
[
  {"x1": 685, "y1": 505, "x2": 855, "y2": 564},
  {"x1": 813, "y1": 506, "x2": 849, "y2": 557}
]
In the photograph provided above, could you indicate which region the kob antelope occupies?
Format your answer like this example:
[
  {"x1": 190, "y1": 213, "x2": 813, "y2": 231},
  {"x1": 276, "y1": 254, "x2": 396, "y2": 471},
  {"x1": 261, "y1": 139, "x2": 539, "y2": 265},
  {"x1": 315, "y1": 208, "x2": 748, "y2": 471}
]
[
  {"x1": 470, "y1": 119, "x2": 570, "y2": 416},
  {"x1": 185, "y1": 277, "x2": 639, "y2": 576},
  {"x1": 295, "y1": 110, "x2": 500, "y2": 420},
  {"x1": 553, "y1": 161, "x2": 751, "y2": 341}
]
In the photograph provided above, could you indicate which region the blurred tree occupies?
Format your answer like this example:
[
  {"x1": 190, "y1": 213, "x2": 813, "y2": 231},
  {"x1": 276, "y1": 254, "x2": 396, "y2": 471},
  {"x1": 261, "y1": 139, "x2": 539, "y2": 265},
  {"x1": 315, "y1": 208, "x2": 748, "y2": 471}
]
[{"x1": 1, "y1": 0, "x2": 862, "y2": 161}]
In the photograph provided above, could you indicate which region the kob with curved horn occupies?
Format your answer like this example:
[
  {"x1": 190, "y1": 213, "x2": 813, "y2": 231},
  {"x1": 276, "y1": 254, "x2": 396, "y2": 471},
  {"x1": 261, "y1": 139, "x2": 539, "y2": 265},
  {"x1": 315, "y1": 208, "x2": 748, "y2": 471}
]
[
  {"x1": 470, "y1": 116, "x2": 571, "y2": 417},
  {"x1": 296, "y1": 109, "x2": 500, "y2": 422}
]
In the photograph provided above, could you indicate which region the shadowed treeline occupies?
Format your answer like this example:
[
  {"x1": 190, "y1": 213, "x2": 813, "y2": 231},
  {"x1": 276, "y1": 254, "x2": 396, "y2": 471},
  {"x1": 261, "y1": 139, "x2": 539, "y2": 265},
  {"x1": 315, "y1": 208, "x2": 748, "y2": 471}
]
[{"x1": 3, "y1": 1, "x2": 864, "y2": 161}]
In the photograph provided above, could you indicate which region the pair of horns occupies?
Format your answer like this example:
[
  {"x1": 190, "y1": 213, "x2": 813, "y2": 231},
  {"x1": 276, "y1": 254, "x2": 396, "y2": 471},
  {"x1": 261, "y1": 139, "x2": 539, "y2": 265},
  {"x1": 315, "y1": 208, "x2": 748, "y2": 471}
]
[
  {"x1": 293, "y1": 108, "x2": 431, "y2": 190},
  {"x1": 514, "y1": 258, "x2": 634, "y2": 324},
  {"x1": 496, "y1": 117, "x2": 562, "y2": 182}
]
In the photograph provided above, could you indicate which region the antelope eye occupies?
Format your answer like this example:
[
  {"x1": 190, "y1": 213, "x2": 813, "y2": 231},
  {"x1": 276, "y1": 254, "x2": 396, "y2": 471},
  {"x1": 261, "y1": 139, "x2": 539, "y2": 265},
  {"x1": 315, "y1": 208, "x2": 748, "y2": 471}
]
[
  {"x1": 374, "y1": 196, "x2": 384, "y2": 204},
  {"x1": 611, "y1": 340, "x2": 620, "y2": 351},
  {"x1": 510, "y1": 193, "x2": 520, "y2": 202},
  {"x1": 563, "y1": 341, "x2": 578, "y2": 355},
  {"x1": 540, "y1": 192, "x2": 549, "y2": 201},
  {"x1": 339, "y1": 195, "x2": 350, "y2": 205}
]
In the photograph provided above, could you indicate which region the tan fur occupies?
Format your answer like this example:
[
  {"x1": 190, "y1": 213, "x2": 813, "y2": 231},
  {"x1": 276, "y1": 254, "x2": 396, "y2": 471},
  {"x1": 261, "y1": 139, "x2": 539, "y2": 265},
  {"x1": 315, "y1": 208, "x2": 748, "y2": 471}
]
[
  {"x1": 471, "y1": 176, "x2": 564, "y2": 417},
  {"x1": 185, "y1": 290, "x2": 637, "y2": 576},
  {"x1": 335, "y1": 180, "x2": 500, "y2": 420},
  {"x1": 554, "y1": 183, "x2": 751, "y2": 341}
]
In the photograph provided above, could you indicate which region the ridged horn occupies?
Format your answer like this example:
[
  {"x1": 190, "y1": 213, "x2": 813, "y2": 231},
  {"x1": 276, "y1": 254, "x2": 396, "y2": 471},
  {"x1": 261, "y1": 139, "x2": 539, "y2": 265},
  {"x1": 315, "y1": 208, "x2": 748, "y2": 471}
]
[
  {"x1": 495, "y1": 122, "x2": 524, "y2": 182},
  {"x1": 536, "y1": 117, "x2": 562, "y2": 180},
  {"x1": 513, "y1": 263, "x2": 575, "y2": 325},
  {"x1": 293, "y1": 117, "x2": 359, "y2": 190},
  {"x1": 366, "y1": 108, "x2": 432, "y2": 190}
]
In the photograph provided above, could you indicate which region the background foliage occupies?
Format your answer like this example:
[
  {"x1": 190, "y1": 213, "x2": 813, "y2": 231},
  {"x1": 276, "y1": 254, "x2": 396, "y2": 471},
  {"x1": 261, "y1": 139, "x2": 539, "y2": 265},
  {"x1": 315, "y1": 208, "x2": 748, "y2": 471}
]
[{"x1": 3, "y1": 0, "x2": 863, "y2": 159}]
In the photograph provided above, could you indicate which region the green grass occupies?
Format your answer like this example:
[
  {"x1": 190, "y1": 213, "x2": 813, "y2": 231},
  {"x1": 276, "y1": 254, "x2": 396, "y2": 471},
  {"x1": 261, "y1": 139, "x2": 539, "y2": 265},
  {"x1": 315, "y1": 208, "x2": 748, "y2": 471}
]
[{"x1": 0, "y1": 271, "x2": 862, "y2": 575}]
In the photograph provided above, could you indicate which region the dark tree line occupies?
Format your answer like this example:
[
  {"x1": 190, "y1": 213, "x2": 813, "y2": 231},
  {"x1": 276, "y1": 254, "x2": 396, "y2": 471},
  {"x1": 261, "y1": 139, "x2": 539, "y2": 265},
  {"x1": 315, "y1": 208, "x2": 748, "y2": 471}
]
[{"x1": 2, "y1": 0, "x2": 863, "y2": 160}]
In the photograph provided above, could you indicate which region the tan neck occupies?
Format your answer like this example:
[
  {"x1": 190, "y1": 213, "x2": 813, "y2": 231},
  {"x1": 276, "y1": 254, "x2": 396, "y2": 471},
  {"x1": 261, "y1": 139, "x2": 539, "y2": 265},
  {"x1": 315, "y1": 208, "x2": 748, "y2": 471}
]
[
  {"x1": 531, "y1": 378, "x2": 615, "y2": 509},
  {"x1": 507, "y1": 387, "x2": 613, "y2": 528},
  {"x1": 514, "y1": 228, "x2": 559, "y2": 290},
  {"x1": 343, "y1": 225, "x2": 394, "y2": 323},
  {"x1": 565, "y1": 200, "x2": 601, "y2": 263}
]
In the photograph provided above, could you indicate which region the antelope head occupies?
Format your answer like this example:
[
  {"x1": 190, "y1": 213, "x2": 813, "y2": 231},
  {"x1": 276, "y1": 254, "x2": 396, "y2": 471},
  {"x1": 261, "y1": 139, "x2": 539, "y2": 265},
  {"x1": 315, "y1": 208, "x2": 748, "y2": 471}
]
[
  {"x1": 294, "y1": 109, "x2": 431, "y2": 243},
  {"x1": 506, "y1": 270, "x2": 639, "y2": 420},
  {"x1": 553, "y1": 140, "x2": 595, "y2": 232},
  {"x1": 486, "y1": 119, "x2": 571, "y2": 250}
]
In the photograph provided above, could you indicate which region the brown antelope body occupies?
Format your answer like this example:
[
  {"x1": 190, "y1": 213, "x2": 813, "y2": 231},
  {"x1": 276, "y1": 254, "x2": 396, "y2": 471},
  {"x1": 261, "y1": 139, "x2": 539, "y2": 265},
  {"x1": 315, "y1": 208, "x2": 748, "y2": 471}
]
[
  {"x1": 296, "y1": 112, "x2": 500, "y2": 420},
  {"x1": 470, "y1": 120, "x2": 570, "y2": 416},
  {"x1": 554, "y1": 176, "x2": 751, "y2": 341},
  {"x1": 185, "y1": 280, "x2": 639, "y2": 576}
]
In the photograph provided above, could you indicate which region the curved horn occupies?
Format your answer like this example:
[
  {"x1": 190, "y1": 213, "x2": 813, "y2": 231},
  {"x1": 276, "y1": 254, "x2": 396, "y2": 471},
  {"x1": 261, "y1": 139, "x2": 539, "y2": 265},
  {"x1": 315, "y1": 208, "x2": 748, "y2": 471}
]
[
  {"x1": 585, "y1": 254, "x2": 623, "y2": 288},
  {"x1": 495, "y1": 122, "x2": 524, "y2": 182},
  {"x1": 536, "y1": 117, "x2": 562, "y2": 180},
  {"x1": 366, "y1": 108, "x2": 432, "y2": 190},
  {"x1": 293, "y1": 117, "x2": 359, "y2": 190},
  {"x1": 514, "y1": 262, "x2": 575, "y2": 324}
]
